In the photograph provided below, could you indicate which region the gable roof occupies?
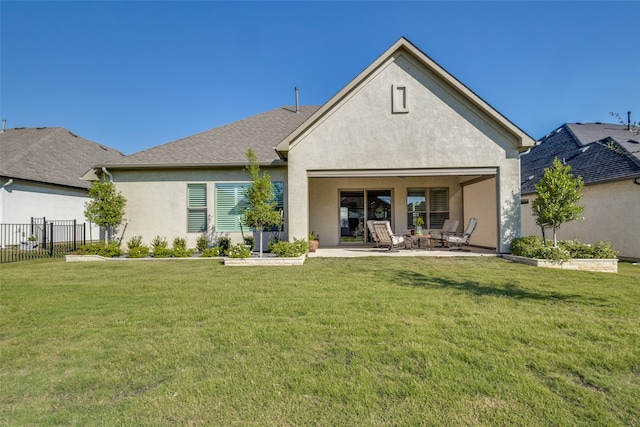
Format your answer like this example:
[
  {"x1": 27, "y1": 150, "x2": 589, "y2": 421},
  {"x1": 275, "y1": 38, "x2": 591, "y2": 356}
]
[
  {"x1": 0, "y1": 127, "x2": 124, "y2": 189},
  {"x1": 99, "y1": 106, "x2": 320, "y2": 170},
  {"x1": 521, "y1": 122, "x2": 640, "y2": 194},
  {"x1": 276, "y1": 37, "x2": 535, "y2": 155}
]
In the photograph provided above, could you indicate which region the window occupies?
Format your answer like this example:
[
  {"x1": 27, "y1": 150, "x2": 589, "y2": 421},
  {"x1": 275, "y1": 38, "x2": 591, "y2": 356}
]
[
  {"x1": 187, "y1": 184, "x2": 207, "y2": 233},
  {"x1": 407, "y1": 189, "x2": 426, "y2": 230},
  {"x1": 215, "y1": 182, "x2": 284, "y2": 232},
  {"x1": 406, "y1": 187, "x2": 449, "y2": 230},
  {"x1": 215, "y1": 183, "x2": 249, "y2": 232},
  {"x1": 429, "y1": 188, "x2": 449, "y2": 229}
]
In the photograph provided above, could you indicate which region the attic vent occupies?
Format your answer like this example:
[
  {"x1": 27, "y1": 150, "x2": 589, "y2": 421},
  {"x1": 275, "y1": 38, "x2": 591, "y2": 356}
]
[
  {"x1": 629, "y1": 139, "x2": 639, "y2": 144},
  {"x1": 391, "y1": 84, "x2": 409, "y2": 114},
  {"x1": 68, "y1": 131, "x2": 78, "y2": 137},
  {"x1": 100, "y1": 145, "x2": 109, "y2": 151}
]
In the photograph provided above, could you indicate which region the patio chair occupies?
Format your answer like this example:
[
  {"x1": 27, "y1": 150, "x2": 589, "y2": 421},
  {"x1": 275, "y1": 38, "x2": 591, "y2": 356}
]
[
  {"x1": 429, "y1": 219, "x2": 459, "y2": 247},
  {"x1": 445, "y1": 218, "x2": 477, "y2": 251},
  {"x1": 372, "y1": 221, "x2": 406, "y2": 251},
  {"x1": 366, "y1": 220, "x2": 381, "y2": 247}
]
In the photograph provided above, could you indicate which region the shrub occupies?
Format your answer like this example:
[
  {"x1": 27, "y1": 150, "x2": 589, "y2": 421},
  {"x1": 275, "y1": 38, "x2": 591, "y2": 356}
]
[
  {"x1": 200, "y1": 247, "x2": 222, "y2": 257},
  {"x1": 79, "y1": 242, "x2": 123, "y2": 258},
  {"x1": 171, "y1": 237, "x2": 194, "y2": 257},
  {"x1": 127, "y1": 235, "x2": 144, "y2": 250},
  {"x1": 173, "y1": 236, "x2": 187, "y2": 250},
  {"x1": 227, "y1": 243, "x2": 251, "y2": 258},
  {"x1": 151, "y1": 236, "x2": 172, "y2": 258},
  {"x1": 267, "y1": 234, "x2": 282, "y2": 252},
  {"x1": 196, "y1": 235, "x2": 210, "y2": 252},
  {"x1": 128, "y1": 246, "x2": 150, "y2": 258},
  {"x1": 215, "y1": 234, "x2": 231, "y2": 255},
  {"x1": 269, "y1": 238, "x2": 308, "y2": 258},
  {"x1": 511, "y1": 236, "x2": 617, "y2": 261},
  {"x1": 243, "y1": 235, "x2": 255, "y2": 251}
]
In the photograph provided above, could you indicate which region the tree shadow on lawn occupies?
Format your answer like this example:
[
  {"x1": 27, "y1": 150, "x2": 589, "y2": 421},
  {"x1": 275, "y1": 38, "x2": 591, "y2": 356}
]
[{"x1": 394, "y1": 270, "x2": 603, "y2": 304}]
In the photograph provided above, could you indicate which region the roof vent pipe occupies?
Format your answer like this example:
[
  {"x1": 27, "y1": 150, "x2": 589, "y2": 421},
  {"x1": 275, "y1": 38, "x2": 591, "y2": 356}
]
[
  {"x1": 1, "y1": 118, "x2": 6, "y2": 133},
  {"x1": 628, "y1": 111, "x2": 631, "y2": 131},
  {"x1": 295, "y1": 87, "x2": 299, "y2": 113}
]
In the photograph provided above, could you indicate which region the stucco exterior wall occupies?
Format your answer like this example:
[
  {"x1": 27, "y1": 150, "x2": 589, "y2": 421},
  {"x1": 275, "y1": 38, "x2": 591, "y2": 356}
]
[
  {"x1": 110, "y1": 167, "x2": 287, "y2": 248},
  {"x1": 462, "y1": 177, "x2": 498, "y2": 248},
  {"x1": 522, "y1": 180, "x2": 640, "y2": 260},
  {"x1": 287, "y1": 53, "x2": 522, "y2": 252}
]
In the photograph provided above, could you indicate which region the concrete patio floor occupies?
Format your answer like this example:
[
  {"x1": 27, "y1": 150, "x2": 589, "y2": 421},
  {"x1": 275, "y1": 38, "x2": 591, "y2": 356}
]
[{"x1": 307, "y1": 245, "x2": 499, "y2": 258}]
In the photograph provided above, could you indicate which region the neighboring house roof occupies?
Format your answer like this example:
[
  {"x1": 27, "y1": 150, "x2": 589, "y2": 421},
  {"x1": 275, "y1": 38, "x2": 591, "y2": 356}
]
[
  {"x1": 0, "y1": 127, "x2": 124, "y2": 189},
  {"x1": 521, "y1": 122, "x2": 640, "y2": 194},
  {"x1": 277, "y1": 36, "x2": 535, "y2": 155},
  {"x1": 99, "y1": 106, "x2": 320, "y2": 169}
]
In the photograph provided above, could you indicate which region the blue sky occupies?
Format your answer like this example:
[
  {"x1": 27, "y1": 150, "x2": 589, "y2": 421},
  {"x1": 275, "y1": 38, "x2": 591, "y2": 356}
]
[{"x1": 1, "y1": 1, "x2": 638, "y2": 154}]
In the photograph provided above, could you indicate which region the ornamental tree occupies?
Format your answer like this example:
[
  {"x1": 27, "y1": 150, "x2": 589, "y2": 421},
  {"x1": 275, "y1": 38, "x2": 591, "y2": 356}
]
[
  {"x1": 243, "y1": 148, "x2": 281, "y2": 257},
  {"x1": 531, "y1": 157, "x2": 584, "y2": 247},
  {"x1": 84, "y1": 180, "x2": 126, "y2": 246}
]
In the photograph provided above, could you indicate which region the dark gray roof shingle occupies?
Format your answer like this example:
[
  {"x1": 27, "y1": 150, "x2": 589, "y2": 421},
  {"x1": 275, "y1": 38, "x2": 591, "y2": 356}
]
[
  {"x1": 521, "y1": 123, "x2": 640, "y2": 194},
  {"x1": 105, "y1": 106, "x2": 321, "y2": 167},
  {"x1": 0, "y1": 127, "x2": 124, "y2": 189}
]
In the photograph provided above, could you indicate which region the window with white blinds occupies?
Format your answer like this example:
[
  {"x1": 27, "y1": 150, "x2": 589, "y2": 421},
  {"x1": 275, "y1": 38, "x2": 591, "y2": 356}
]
[
  {"x1": 187, "y1": 184, "x2": 207, "y2": 233},
  {"x1": 215, "y1": 182, "x2": 284, "y2": 232},
  {"x1": 428, "y1": 187, "x2": 449, "y2": 229},
  {"x1": 215, "y1": 183, "x2": 250, "y2": 232}
]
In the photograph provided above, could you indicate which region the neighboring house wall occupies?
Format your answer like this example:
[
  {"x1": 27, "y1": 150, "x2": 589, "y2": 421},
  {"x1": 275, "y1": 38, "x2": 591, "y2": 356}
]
[
  {"x1": 111, "y1": 167, "x2": 288, "y2": 248},
  {"x1": 287, "y1": 53, "x2": 523, "y2": 252},
  {"x1": 522, "y1": 180, "x2": 640, "y2": 260},
  {"x1": 0, "y1": 179, "x2": 100, "y2": 244}
]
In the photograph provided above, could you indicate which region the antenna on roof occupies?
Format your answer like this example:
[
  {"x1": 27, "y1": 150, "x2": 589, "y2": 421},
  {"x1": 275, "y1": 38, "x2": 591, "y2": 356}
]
[{"x1": 295, "y1": 87, "x2": 299, "y2": 114}]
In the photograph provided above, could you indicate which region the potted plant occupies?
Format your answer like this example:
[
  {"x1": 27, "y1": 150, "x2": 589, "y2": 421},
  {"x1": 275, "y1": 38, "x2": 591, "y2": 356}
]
[
  {"x1": 309, "y1": 232, "x2": 320, "y2": 252},
  {"x1": 415, "y1": 217, "x2": 424, "y2": 235}
]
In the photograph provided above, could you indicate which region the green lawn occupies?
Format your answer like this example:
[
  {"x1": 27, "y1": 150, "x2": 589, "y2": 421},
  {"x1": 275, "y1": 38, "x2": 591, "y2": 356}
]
[{"x1": 1, "y1": 257, "x2": 638, "y2": 426}]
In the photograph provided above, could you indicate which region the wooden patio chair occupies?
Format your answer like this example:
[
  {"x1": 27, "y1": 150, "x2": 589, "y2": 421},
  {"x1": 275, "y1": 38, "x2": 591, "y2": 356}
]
[
  {"x1": 366, "y1": 220, "x2": 381, "y2": 247},
  {"x1": 372, "y1": 221, "x2": 406, "y2": 251}
]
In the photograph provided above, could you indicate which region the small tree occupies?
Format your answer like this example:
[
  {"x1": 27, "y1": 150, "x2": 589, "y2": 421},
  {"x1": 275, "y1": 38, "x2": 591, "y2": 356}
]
[
  {"x1": 243, "y1": 148, "x2": 281, "y2": 257},
  {"x1": 84, "y1": 181, "x2": 126, "y2": 246},
  {"x1": 531, "y1": 157, "x2": 584, "y2": 247}
]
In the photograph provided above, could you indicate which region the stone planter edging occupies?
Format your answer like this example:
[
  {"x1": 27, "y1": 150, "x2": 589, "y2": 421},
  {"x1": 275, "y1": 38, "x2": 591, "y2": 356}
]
[
  {"x1": 502, "y1": 254, "x2": 618, "y2": 273},
  {"x1": 65, "y1": 254, "x2": 305, "y2": 266},
  {"x1": 224, "y1": 255, "x2": 306, "y2": 266}
]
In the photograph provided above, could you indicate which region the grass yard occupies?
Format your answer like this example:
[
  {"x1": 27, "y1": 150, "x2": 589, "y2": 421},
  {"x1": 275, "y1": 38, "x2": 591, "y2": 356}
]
[{"x1": 1, "y1": 257, "x2": 639, "y2": 426}]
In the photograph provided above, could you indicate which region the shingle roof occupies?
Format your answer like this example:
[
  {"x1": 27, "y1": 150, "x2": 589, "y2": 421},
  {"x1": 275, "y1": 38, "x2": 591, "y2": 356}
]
[
  {"x1": 0, "y1": 127, "x2": 124, "y2": 189},
  {"x1": 104, "y1": 106, "x2": 321, "y2": 168},
  {"x1": 521, "y1": 123, "x2": 640, "y2": 194}
]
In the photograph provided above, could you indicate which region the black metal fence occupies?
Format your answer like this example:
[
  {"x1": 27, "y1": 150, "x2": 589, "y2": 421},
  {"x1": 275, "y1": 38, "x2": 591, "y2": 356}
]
[{"x1": 0, "y1": 218, "x2": 87, "y2": 263}]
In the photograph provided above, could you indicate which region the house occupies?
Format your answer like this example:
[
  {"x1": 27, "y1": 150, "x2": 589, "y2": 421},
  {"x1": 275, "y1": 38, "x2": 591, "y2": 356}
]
[
  {"x1": 0, "y1": 126, "x2": 124, "y2": 240},
  {"x1": 521, "y1": 122, "x2": 640, "y2": 260},
  {"x1": 86, "y1": 37, "x2": 535, "y2": 253}
]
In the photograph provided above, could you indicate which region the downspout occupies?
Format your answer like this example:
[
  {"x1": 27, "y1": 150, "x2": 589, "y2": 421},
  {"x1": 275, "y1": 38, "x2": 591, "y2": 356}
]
[
  {"x1": 100, "y1": 167, "x2": 113, "y2": 242},
  {"x1": 101, "y1": 167, "x2": 113, "y2": 182}
]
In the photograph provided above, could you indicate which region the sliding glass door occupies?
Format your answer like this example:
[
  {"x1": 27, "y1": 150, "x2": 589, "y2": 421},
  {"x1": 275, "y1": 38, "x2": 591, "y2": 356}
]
[
  {"x1": 339, "y1": 191, "x2": 365, "y2": 243},
  {"x1": 339, "y1": 190, "x2": 392, "y2": 244}
]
